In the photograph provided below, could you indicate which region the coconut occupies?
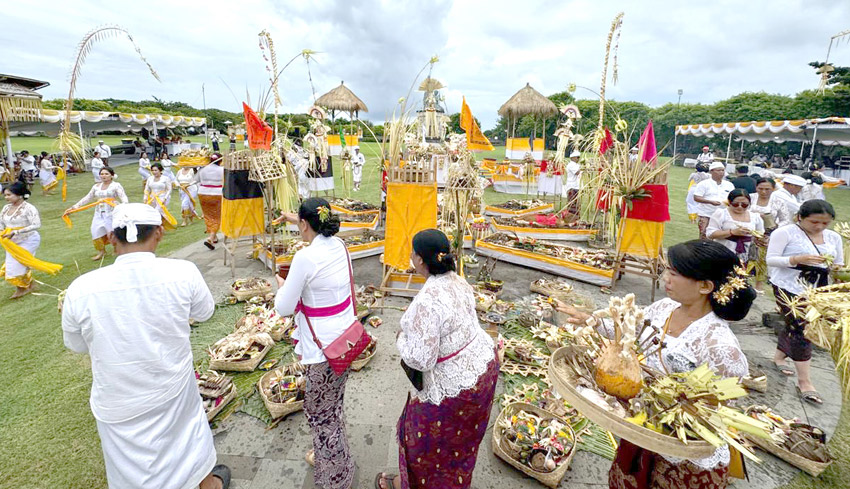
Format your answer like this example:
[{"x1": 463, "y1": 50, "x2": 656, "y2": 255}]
[{"x1": 594, "y1": 342, "x2": 643, "y2": 401}]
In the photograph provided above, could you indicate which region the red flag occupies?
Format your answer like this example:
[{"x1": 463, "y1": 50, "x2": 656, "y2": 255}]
[
  {"x1": 242, "y1": 102, "x2": 273, "y2": 150},
  {"x1": 599, "y1": 127, "x2": 614, "y2": 154},
  {"x1": 638, "y1": 120, "x2": 658, "y2": 165}
]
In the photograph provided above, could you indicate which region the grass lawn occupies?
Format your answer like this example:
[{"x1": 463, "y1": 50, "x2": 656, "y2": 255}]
[{"x1": 0, "y1": 142, "x2": 848, "y2": 488}]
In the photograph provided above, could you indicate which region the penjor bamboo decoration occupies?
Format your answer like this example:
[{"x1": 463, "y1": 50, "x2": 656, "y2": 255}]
[
  {"x1": 596, "y1": 12, "x2": 623, "y2": 148},
  {"x1": 57, "y1": 26, "x2": 160, "y2": 200}
]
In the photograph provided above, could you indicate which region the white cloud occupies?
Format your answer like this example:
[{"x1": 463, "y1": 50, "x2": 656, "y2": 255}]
[{"x1": 0, "y1": 0, "x2": 847, "y2": 129}]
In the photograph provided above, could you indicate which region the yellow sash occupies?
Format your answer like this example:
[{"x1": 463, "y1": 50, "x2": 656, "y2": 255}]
[
  {"x1": 0, "y1": 228, "x2": 63, "y2": 275},
  {"x1": 62, "y1": 198, "x2": 116, "y2": 228},
  {"x1": 147, "y1": 193, "x2": 177, "y2": 230},
  {"x1": 178, "y1": 184, "x2": 199, "y2": 210}
]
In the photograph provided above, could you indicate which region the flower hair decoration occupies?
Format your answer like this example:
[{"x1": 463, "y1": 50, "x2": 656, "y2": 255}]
[
  {"x1": 317, "y1": 206, "x2": 330, "y2": 223},
  {"x1": 712, "y1": 266, "x2": 749, "y2": 305},
  {"x1": 436, "y1": 252, "x2": 447, "y2": 262}
]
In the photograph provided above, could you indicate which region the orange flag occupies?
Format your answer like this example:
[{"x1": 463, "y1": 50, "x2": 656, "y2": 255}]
[
  {"x1": 242, "y1": 102, "x2": 273, "y2": 150},
  {"x1": 460, "y1": 97, "x2": 494, "y2": 151}
]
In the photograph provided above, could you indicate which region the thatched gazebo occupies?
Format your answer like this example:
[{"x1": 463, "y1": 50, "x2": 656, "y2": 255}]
[
  {"x1": 0, "y1": 74, "x2": 49, "y2": 171},
  {"x1": 498, "y1": 82, "x2": 557, "y2": 139},
  {"x1": 315, "y1": 81, "x2": 368, "y2": 121}
]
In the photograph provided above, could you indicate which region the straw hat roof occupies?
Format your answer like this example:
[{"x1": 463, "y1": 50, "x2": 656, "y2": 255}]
[
  {"x1": 498, "y1": 83, "x2": 557, "y2": 119},
  {"x1": 418, "y1": 77, "x2": 444, "y2": 92},
  {"x1": 0, "y1": 74, "x2": 48, "y2": 123},
  {"x1": 315, "y1": 81, "x2": 368, "y2": 113}
]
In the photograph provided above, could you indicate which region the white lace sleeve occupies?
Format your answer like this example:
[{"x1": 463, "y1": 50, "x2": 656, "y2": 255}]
[
  {"x1": 702, "y1": 327, "x2": 749, "y2": 379},
  {"x1": 397, "y1": 290, "x2": 442, "y2": 371}
]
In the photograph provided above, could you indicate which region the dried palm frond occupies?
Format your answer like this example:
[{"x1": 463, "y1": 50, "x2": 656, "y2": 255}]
[{"x1": 597, "y1": 13, "x2": 624, "y2": 135}]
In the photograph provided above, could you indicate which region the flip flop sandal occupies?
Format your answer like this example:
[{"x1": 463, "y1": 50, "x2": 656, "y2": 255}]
[
  {"x1": 204, "y1": 240, "x2": 215, "y2": 250},
  {"x1": 211, "y1": 464, "x2": 231, "y2": 489},
  {"x1": 305, "y1": 449, "x2": 315, "y2": 466},
  {"x1": 374, "y1": 472, "x2": 398, "y2": 489},
  {"x1": 774, "y1": 362, "x2": 795, "y2": 376},
  {"x1": 798, "y1": 388, "x2": 823, "y2": 405}
]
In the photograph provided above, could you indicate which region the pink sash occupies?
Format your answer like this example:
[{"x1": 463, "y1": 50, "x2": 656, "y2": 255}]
[{"x1": 295, "y1": 296, "x2": 352, "y2": 318}]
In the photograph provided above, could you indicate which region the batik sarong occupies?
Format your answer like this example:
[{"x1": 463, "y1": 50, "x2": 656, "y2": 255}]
[
  {"x1": 305, "y1": 362, "x2": 355, "y2": 489},
  {"x1": 397, "y1": 356, "x2": 499, "y2": 489}
]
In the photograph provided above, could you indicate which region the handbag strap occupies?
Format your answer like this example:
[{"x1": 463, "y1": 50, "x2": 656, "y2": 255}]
[
  {"x1": 797, "y1": 224, "x2": 822, "y2": 256},
  {"x1": 299, "y1": 238, "x2": 357, "y2": 351}
]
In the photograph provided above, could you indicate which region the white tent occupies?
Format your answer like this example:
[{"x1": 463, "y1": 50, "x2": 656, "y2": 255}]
[
  {"x1": 675, "y1": 117, "x2": 850, "y2": 146},
  {"x1": 8, "y1": 109, "x2": 206, "y2": 135}
]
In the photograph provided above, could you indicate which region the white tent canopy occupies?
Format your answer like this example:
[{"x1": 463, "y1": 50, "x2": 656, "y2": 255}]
[
  {"x1": 8, "y1": 109, "x2": 206, "y2": 136},
  {"x1": 675, "y1": 117, "x2": 850, "y2": 147}
]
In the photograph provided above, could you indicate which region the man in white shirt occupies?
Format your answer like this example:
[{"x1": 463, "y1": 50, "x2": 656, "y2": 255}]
[
  {"x1": 91, "y1": 151, "x2": 105, "y2": 183},
  {"x1": 96, "y1": 140, "x2": 112, "y2": 165},
  {"x1": 773, "y1": 174, "x2": 806, "y2": 217},
  {"x1": 563, "y1": 150, "x2": 582, "y2": 215},
  {"x1": 352, "y1": 148, "x2": 366, "y2": 191},
  {"x1": 692, "y1": 162, "x2": 734, "y2": 239},
  {"x1": 62, "y1": 203, "x2": 230, "y2": 489},
  {"x1": 198, "y1": 156, "x2": 225, "y2": 249},
  {"x1": 696, "y1": 145, "x2": 714, "y2": 165},
  {"x1": 628, "y1": 146, "x2": 638, "y2": 162},
  {"x1": 18, "y1": 150, "x2": 36, "y2": 182}
]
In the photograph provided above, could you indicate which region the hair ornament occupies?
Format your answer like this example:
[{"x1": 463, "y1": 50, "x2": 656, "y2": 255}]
[
  {"x1": 317, "y1": 206, "x2": 330, "y2": 223},
  {"x1": 712, "y1": 265, "x2": 749, "y2": 305}
]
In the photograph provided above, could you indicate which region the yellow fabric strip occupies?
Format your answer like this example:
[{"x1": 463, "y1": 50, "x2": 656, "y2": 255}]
[
  {"x1": 221, "y1": 198, "x2": 264, "y2": 238},
  {"x1": 329, "y1": 204, "x2": 379, "y2": 216},
  {"x1": 492, "y1": 223, "x2": 598, "y2": 235},
  {"x1": 147, "y1": 194, "x2": 177, "y2": 230},
  {"x1": 484, "y1": 204, "x2": 554, "y2": 216},
  {"x1": 62, "y1": 198, "x2": 116, "y2": 228},
  {"x1": 0, "y1": 229, "x2": 63, "y2": 275},
  {"x1": 178, "y1": 185, "x2": 200, "y2": 210}
]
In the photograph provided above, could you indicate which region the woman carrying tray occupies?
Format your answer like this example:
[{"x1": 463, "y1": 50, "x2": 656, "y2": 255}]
[
  {"x1": 556, "y1": 240, "x2": 756, "y2": 489},
  {"x1": 767, "y1": 199, "x2": 843, "y2": 406},
  {"x1": 274, "y1": 197, "x2": 355, "y2": 489},
  {"x1": 376, "y1": 229, "x2": 498, "y2": 489}
]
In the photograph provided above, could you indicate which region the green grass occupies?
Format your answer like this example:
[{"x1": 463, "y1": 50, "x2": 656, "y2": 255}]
[{"x1": 0, "y1": 142, "x2": 849, "y2": 488}]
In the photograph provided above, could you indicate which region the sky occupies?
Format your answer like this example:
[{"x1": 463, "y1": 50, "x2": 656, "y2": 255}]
[{"x1": 2, "y1": 0, "x2": 849, "y2": 130}]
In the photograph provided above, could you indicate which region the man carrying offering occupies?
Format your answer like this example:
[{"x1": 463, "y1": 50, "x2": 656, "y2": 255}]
[
  {"x1": 693, "y1": 162, "x2": 734, "y2": 239},
  {"x1": 61, "y1": 203, "x2": 230, "y2": 489}
]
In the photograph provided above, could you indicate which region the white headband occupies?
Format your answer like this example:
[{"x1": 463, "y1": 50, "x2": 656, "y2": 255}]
[
  {"x1": 112, "y1": 203, "x2": 162, "y2": 243},
  {"x1": 709, "y1": 162, "x2": 725, "y2": 171}
]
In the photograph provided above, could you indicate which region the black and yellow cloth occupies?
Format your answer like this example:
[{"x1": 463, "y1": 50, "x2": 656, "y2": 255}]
[{"x1": 221, "y1": 168, "x2": 264, "y2": 238}]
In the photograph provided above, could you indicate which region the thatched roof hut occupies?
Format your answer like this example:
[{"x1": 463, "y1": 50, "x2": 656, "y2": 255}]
[
  {"x1": 498, "y1": 83, "x2": 557, "y2": 119},
  {"x1": 0, "y1": 74, "x2": 48, "y2": 123},
  {"x1": 315, "y1": 81, "x2": 368, "y2": 118}
]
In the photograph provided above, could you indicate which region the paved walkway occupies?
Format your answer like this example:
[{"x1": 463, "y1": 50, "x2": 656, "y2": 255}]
[{"x1": 168, "y1": 238, "x2": 843, "y2": 489}]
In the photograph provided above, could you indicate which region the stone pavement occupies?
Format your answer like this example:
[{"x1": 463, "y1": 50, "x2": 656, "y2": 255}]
[{"x1": 167, "y1": 237, "x2": 843, "y2": 489}]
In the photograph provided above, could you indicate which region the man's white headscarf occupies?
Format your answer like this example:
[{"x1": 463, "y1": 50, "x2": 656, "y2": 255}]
[
  {"x1": 709, "y1": 162, "x2": 725, "y2": 171},
  {"x1": 112, "y1": 203, "x2": 162, "y2": 243},
  {"x1": 569, "y1": 150, "x2": 581, "y2": 158}
]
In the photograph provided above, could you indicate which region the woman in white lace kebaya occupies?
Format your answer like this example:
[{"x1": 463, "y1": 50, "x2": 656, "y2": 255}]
[
  {"x1": 376, "y1": 229, "x2": 497, "y2": 489},
  {"x1": 557, "y1": 240, "x2": 756, "y2": 489},
  {"x1": 1, "y1": 182, "x2": 43, "y2": 298}
]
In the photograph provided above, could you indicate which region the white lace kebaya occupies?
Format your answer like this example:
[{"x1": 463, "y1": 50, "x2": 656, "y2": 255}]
[
  {"x1": 596, "y1": 298, "x2": 748, "y2": 470},
  {"x1": 397, "y1": 272, "x2": 495, "y2": 405}
]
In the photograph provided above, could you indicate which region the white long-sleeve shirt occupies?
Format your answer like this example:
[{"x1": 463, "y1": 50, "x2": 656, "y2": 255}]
[
  {"x1": 706, "y1": 208, "x2": 764, "y2": 256},
  {"x1": 96, "y1": 144, "x2": 112, "y2": 158},
  {"x1": 73, "y1": 181, "x2": 129, "y2": 215},
  {"x1": 62, "y1": 252, "x2": 215, "y2": 423},
  {"x1": 766, "y1": 224, "x2": 844, "y2": 294},
  {"x1": 772, "y1": 187, "x2": 801, "y2": 217},
  {"x1": 274, "y1": 235, "x2": 355, "y2": 364},
  {"x1": 197, "y1": 163, "x2": 224, "y2": 196}
]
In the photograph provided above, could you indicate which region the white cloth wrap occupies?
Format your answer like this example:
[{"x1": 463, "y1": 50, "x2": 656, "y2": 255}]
[{"x1": 112, "y1": 203, "x2": 162, "y2": 242}]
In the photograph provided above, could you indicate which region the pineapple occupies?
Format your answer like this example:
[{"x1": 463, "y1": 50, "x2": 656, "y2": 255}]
[{"x1": 591, "y1": 294, "x2": 644, "y2": 400}]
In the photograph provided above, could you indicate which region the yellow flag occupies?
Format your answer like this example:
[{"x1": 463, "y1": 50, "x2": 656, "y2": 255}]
[{"x1": 460, "y1": 97, "x2": 494, "y2": 151}]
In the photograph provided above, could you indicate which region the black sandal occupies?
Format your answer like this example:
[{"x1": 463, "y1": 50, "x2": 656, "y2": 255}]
[
  {"x1": 211, "y1": 464, "x2": 231, "y2": 489},
  {"x1": 374, "y1": 472, "x2": 397, "y2": 489},
  {"x1": 203, "y1": 240, "x2": 215, "y2": 250}
]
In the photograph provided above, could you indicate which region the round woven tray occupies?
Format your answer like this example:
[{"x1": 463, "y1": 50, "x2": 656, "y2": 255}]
[
  {"x1": 492, "y1": 402, "x2": 576, "y2": 488},
  {"x1": 258, "y1": 368, "x2": 305, "y2": 419},
  {"x1": 351, "y1": 336, "x2": 377, "y2": 371},
  {"x1": 548, "y1": 347, "x2": 716, "y2": 459}
]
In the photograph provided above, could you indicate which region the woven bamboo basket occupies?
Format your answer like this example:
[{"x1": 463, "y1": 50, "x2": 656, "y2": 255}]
[
  {"x1": 206, "y1": 383, "x2": 237, "y2": 422},
  {"x1": 258, "y1": 367, "x2": 305, "y2": 419},
  {"x1": 224, "y1": 150, "x2": 253, "y2": 171},
  {"x1": 249, "y1": 151, "x2": 288, "y2": 182},
  {"x1": 351, "y1": 335, "x2": 378, "y2": 371},
  {"x1": 746, "y1": 431, "x2": 832, "y2": 477},
  {"x1": 231, "y1": 280, "x2": 272, "y2": 302},
  {"x1": 209, "y1": 343, "x2": 271, "y2": 372},
  {"x1": 548, "y1": 347, "x2": 716, "y2": 459},
  {"x1": 271, "y1": 322, "x2": 296, "y2": 343},
  {"x1": 492, "y1": 402, "x2": 576, "y2": 488},
  {"x1": 530, "y1": 282, "x2": 595, "y2": 312},
  {"x1": 475, "y1": 290, "x2": 497, "y2": 312}
]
